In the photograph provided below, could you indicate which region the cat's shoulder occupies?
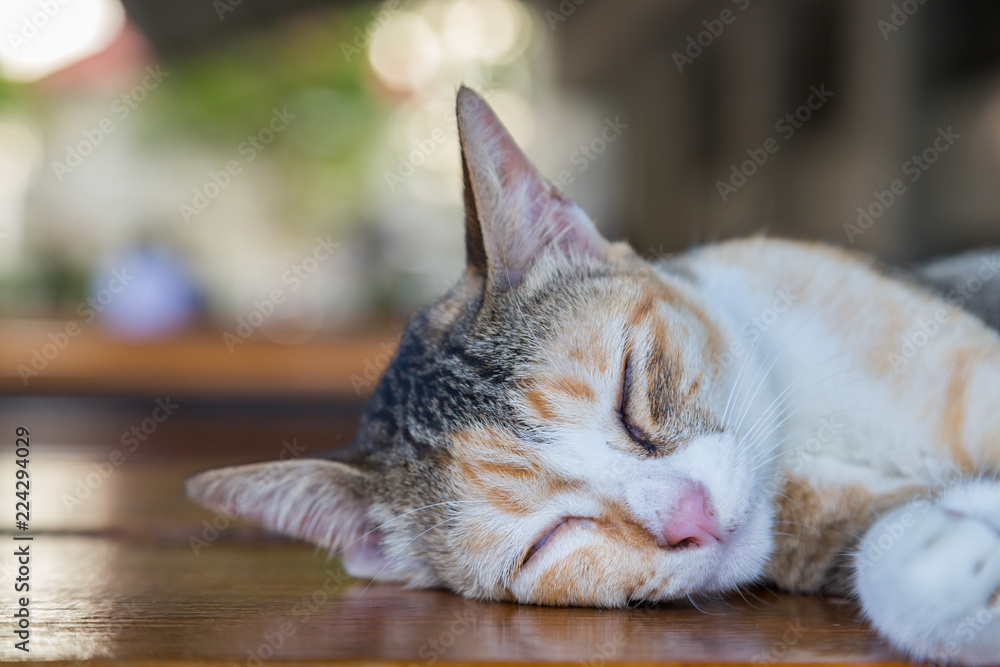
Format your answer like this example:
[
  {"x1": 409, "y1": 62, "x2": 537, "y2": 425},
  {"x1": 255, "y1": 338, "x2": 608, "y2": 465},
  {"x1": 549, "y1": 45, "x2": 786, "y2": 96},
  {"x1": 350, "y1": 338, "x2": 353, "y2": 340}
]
[{"x1": 690, "y1": 236, "x2": 875, "y2": 271}]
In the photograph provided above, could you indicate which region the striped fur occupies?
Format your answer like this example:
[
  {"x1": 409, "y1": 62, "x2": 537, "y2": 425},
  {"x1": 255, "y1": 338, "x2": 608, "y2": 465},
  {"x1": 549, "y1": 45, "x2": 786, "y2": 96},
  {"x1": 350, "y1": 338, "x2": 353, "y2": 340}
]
[{"x1": 188, "y1": 88, "x2": 1000, "y2": 664}]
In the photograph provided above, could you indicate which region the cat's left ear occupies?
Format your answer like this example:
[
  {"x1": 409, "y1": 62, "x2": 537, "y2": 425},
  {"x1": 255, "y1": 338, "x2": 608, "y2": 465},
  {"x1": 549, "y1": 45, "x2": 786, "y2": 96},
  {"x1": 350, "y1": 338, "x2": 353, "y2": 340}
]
[
  {"x1": 185, "y1": 459, "x2": 394, "y2": 579},
  {"x1": 456, "y1": 86, "x2": 613, "y2": 286}
]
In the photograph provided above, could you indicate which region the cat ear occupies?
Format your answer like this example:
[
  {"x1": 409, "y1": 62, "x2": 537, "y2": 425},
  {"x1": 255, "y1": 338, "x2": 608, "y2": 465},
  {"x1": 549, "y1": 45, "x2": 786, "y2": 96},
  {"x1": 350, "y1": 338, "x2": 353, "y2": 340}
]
[
  {"x1": 456, "y1": 86, "x2": 610, "y2": 286},
  {"x1": 185, "y1": 459, "x2": 390, "y2": 579}
]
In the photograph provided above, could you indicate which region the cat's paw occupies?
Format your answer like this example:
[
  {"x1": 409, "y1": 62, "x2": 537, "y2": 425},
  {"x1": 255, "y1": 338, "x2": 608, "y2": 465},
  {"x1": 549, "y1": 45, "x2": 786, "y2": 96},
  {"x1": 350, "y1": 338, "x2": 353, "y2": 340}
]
[{"x1": 854, "y1": 482, "x2": 1000, "y2": 665}]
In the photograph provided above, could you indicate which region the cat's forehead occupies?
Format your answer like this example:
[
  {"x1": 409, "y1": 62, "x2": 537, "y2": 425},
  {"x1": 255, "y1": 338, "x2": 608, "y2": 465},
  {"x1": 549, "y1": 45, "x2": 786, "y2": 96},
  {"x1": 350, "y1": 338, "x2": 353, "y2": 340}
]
[
  {"x1": 354, "y1": 259, "x2": 710, "y2": 462},
  {"x1": 355, "y1": 311, "x2": 514, "y2": 457}
]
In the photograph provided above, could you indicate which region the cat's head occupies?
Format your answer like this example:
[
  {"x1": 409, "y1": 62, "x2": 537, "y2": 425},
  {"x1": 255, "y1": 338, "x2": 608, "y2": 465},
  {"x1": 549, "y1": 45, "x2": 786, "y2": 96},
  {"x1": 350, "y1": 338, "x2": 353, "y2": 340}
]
[{"x1": 187, "y1": 87, "x2": 775, "y2": 606}]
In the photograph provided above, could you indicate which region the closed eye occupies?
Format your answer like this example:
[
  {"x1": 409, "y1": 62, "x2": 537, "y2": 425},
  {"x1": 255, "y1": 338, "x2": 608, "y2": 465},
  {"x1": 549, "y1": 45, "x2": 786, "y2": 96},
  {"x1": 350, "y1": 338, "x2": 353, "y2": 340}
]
[{"x1": 619, "y1": 352, "x2": 657, "y2": 454}]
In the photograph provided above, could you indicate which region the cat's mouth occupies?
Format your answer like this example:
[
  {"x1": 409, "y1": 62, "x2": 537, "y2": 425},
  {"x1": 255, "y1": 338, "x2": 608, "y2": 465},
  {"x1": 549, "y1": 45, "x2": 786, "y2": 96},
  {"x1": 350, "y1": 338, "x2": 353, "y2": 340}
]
[
  {"x1": 521, "y1": 511, "x2": 728, "y2": 570},
  {"x1": 521, "y1": 517, "x2": 593, "y2": 566}
]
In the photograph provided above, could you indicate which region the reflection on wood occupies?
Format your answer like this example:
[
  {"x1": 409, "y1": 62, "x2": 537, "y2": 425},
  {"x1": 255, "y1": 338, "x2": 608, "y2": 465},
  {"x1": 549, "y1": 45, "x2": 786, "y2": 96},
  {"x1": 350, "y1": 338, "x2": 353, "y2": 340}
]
[
  {"x1": 9, "y1": 537, "x2": 904, "y2": 664},
  {"x1": 0, "y1": 402, "x2": 908, "y2": 664}
]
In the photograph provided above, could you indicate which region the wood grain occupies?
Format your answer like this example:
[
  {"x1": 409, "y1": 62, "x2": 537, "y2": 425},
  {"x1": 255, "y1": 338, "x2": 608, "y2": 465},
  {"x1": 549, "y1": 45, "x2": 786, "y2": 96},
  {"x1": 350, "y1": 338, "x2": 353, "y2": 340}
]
[
  {"x1": 0, "y1": 398, "x2": 909, "y2": 665},
  {"x1": 0, "y1": 321, "x2": 403, "y2": 397}
]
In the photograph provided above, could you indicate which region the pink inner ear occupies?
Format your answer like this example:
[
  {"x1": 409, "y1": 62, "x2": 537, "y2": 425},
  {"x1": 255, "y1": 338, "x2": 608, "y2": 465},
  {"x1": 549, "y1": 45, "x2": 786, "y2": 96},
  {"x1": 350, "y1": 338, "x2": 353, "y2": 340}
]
[
  {"x1": 185, "y1": 459, "x2": 395, "y2": 580},
  {"x1": 457, "y1": 87, "x2": 608, "y2": 285},
  {"x1": 339, "y1": 530, "x2": 392, "y2": 579}
]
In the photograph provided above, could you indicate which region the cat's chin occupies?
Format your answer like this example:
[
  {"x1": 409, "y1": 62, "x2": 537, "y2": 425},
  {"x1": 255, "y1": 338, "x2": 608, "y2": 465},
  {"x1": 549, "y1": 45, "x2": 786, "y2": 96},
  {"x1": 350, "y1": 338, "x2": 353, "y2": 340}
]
[
  {"x1": 652, "y1": 488, "x2": 775, "y2": 602},
  {"x1": 708, "y1": 510, "x2": 775, "y2": 593}
]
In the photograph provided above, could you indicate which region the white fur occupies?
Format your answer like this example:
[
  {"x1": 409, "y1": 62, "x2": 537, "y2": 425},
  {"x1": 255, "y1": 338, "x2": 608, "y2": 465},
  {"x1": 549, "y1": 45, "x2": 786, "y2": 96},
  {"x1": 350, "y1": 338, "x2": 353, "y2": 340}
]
[
  {"x1": 855, "y1": 482, "x2": 1000, "y2": 664},
  {"x1": 690, "y1": 240, "x2": 1000, "y2": 664}
]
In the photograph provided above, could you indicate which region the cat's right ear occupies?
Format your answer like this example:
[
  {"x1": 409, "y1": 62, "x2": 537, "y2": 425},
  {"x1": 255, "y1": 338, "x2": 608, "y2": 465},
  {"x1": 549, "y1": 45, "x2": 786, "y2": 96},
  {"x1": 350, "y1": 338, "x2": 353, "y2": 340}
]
[
  {"x1": 185, "y1": 459, "x2": 393, "y2": 579},
  {"x1": 456, "y1": 86, "x2": 612, "y2": 287}
]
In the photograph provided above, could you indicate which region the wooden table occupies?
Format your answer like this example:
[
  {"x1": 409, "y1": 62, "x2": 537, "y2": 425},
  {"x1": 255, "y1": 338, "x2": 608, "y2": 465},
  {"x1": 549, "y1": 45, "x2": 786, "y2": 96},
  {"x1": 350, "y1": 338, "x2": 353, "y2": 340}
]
[{"x1": 0, "y1": 393, "x2": 911, "y2": 666}]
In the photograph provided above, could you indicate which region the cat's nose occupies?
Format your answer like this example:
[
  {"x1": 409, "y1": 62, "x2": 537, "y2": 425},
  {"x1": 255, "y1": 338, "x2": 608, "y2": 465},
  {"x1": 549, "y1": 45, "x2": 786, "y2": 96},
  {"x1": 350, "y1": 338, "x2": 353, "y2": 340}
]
[{"x1": 661, "y1": 486, "x2": 719, "y2": 548}]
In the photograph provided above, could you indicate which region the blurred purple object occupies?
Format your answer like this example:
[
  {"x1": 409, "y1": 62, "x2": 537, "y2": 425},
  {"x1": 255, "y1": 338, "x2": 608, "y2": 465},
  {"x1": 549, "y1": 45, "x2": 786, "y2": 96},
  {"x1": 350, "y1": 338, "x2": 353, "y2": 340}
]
[{"x1": 90, "y1": 246, "x2": 197, "y2": 339}]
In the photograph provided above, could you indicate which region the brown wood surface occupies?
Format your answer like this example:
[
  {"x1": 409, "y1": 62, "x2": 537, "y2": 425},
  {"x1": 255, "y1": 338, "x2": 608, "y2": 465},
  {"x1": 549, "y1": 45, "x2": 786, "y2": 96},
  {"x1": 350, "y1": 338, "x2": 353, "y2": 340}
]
[
  {"x1": 0, "y1": 397, "x2": 910, "y2": 665},
  {"x1": 0, "y1": 321, "x2": 404, "y2": 397}
]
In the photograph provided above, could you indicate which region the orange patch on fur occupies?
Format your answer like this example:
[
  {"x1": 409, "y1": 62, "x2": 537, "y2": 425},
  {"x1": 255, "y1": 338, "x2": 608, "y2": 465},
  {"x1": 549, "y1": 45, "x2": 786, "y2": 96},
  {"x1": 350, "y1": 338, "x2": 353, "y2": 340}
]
[
  {"x1": 574, "y1": 330, "x2": 609, "y2": 375},
  {"x1": 941, "y1": 351, "x2": 974, "y2": 472},
  {"x1": 553, "y1": 376, "x2": 596, "y2": 402},
  {"x1": 646, "y1": 282, "x2": 725, "y2": 365},
  {"x1": 531, "y1": 541, "x2": 655, "y2": 606},
  {"x1": 767, "y1": 475, "x2": 924, "y2": 594},
  {"x1": 524, "y1": 388, "x2": 557, "y2": 422},
  {"x1": 452, "y1": 427, "x2": 582, "y2": 515},
  {"x1": 628, "y1": 294, "x2": 655, "y2": 329},
  {"x1": 686, "y1": 373, "x2": 703, "y2": 398},
  {"x1": 597, "y1": 497, "x2": 658, "y2": 551},
  {"x1": 524, "y1": 375, "x2": 597, "y2": 424}
]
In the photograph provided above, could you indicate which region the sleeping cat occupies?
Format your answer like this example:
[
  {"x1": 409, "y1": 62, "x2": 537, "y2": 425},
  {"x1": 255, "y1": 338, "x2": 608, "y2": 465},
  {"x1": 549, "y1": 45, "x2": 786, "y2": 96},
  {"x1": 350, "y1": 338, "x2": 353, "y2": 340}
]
[{"x1": 188, "y1": 87, "x2": 1000, "y2": 665}]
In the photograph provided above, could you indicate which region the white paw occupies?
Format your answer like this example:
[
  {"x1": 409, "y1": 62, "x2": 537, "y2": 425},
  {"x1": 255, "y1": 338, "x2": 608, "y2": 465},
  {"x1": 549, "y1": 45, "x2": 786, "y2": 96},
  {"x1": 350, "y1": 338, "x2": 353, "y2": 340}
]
[{"x1": 855, "y1": 482, "x2": 1000, "y2": 665}]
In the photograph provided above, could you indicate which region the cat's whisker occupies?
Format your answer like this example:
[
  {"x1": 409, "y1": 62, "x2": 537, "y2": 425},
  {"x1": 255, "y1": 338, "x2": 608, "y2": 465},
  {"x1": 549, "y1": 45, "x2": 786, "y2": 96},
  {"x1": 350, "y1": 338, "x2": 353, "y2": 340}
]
[
  {"x1": 738, "y1": 359, "x2": 882, "y2": 457},
  {"x1": 721, "y1": 313, "x2": 770, "y2": 426},
  {"x1": 732, "y1": 584, "x2": 760, "y2": 610},
  {"x1": 741, "y1": 368, "x2": 866, "y2": 454},
  {"x1": 742, "y1": 386, "x2": 880, "y2": 467},
  {"x1": 356, "y1": 515, "x2": 463, "y2": 598},
  {"x1": 731, "y1": 333, "x2": 888, "y2": 444},
  {"x1": 686, "y1": 593, "x2": 722, "y2": 616},
  {"x1": 744, "y1": 402, "x2": 871, "y2": 462},
  {"x1": 739, "y1": 586, "x2": 775, "y2": 608},
  {"x1": 738, "y1": 364, "x2": 866, "y2": 452},
  {"x1": 735, "y1": 342, "x2": 885, "y2": 448},
  {"x1": 729, "y1": 300, "x2": 837, "y2": 436}
]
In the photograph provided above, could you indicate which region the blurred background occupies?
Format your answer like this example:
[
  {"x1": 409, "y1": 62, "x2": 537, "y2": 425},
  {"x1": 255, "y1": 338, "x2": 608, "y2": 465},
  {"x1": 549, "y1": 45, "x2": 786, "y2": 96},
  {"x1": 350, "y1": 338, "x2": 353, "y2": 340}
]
[
  {"x1": 1, "y1": 0, "x2": 1000, "y2": 396},
  {"x1": 2, "y1": 4, "x2": 999, "y2": 658}
]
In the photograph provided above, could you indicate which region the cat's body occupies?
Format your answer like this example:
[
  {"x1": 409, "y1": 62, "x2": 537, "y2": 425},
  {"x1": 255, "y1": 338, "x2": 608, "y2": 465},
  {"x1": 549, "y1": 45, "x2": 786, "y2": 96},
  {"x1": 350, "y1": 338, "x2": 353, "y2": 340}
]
[{"x1": 188, "y1": 88, "x2": 1000, "y2": 665}]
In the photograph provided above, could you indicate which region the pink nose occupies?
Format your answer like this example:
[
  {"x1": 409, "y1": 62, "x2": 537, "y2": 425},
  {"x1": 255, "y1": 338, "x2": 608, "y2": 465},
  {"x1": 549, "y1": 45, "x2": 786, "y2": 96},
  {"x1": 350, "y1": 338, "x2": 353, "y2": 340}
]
[{"x1": 662, "y1": 487, "x2": 719, "y2": 548}]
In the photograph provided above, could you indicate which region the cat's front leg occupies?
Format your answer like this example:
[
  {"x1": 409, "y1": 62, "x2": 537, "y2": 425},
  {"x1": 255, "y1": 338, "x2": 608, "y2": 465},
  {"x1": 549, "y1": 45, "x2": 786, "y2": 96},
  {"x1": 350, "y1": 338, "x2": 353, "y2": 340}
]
[{"x1": 854, "y1": 481, "x2": 1000, "y2": 665}]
